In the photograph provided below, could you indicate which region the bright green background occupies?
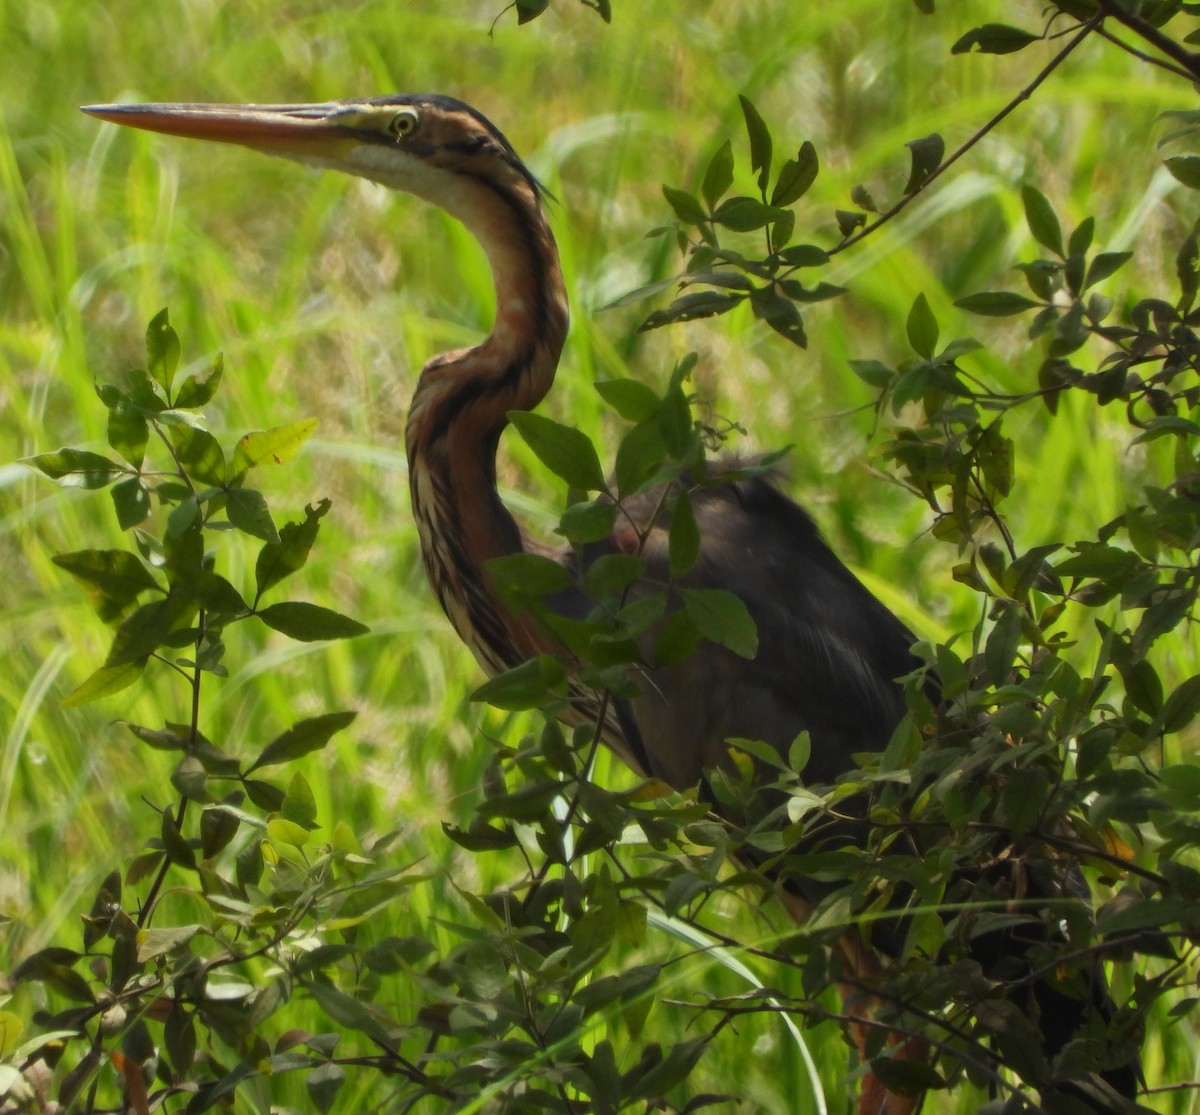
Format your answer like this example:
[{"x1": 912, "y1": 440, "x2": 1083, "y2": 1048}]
[{"x1": 2, "y1": 1, "x2": 1197, "y2": 1110}]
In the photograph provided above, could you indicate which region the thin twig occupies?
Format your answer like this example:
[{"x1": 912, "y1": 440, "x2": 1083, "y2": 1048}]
[
  {"x1": 828, "y1": 15, "x2": 1103, "y2": 260},
  {"x1": 1092, "y1": 0, "x2": 1200, "y2": 81}
]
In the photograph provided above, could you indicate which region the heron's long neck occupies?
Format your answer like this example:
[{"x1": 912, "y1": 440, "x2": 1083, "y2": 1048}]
[{"x1": 405, "y1": 179, "x2": 569, "y2": 675}]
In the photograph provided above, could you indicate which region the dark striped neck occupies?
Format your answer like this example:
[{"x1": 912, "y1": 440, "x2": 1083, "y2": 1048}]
[{"x1": 404, "y1": 175, "x2": 569, "y2": 671}]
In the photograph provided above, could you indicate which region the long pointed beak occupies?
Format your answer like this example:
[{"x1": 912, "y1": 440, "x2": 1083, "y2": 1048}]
[{"x1": 81, "y1": 102, "x2": 356, "y2": 158}]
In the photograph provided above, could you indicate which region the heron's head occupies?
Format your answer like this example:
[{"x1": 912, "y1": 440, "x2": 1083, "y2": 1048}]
[{"x1": 82, "y1": 95, "x2": 546, "y2": 217}]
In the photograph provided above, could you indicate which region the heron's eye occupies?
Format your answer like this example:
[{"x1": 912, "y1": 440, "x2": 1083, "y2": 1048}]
[{"x1": 388, "y1": 109, "x2": 419, "y2": 139}]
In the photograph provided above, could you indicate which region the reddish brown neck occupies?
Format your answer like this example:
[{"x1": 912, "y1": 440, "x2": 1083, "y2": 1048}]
[{"x1": 404, "y1": 174, "x2": 569, "y2": 673}]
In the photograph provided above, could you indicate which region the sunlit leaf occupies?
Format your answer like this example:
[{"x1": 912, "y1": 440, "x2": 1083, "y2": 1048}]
[{"x1": 510, "y1": 411, "x2": 607, "y2": 491}]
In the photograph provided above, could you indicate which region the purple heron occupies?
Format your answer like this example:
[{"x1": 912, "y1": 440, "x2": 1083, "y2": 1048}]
[{"x1": 82, "y1": 95, "x2": 1138, "y2": 1115}]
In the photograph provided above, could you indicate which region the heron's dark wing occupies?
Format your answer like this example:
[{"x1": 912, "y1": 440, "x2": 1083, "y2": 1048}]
[{"x1": 617, "y1": 475, "x2": 928, "y2": 789}]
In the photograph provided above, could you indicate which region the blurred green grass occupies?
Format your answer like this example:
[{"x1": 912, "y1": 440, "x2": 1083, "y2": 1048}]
[{"x1": 2, "y1": 1, "x2": 1198, "y2": 1110}]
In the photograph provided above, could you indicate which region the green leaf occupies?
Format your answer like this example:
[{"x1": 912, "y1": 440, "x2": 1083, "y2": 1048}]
[
  {"x1": 146, "y1": 308, "x2": 181, "y2": 394},
  {"x1": 509, "y1": 411, "x2": 606, "y2": 491},
  {"x1": 836, "y1": 209, "x2": 867, "y2": 238},
  {"x1": 61, "y1": 661, "x2": 145, "y2": 707},
  {"x1": 906, "y1": 293, "x2": 939, "y2": 359},
  {"x1": 639, "y1": 291, "x2": 745, "y2": 330},
  {"x1": 904, "y1": 133, "x2": 944, "y2": 194},
  {"x1": 232, "y1": 418, "x2": 318, "y2": 474},
  {"x1": 1165, "y1": 155, "x2": 1200, "y2": 189},
  {"x1": 112, "y1": 477, "x2": 151, "y2": 529},
  {"x1": 170, "y1": 425, "x2": 226, "y2": 487},
  {"x1": 1082, "y1": 251, "x2": 1133, "y2": 291},
  {"x1": 254, "y1": 500, "x2": 331, "y2": 599},
  {"x1": 682, "y1": 589, "x2": 758, "y2": 659},
  {"x1": 106, "y1": 596, "x2": 191, "y2": 666},
  {"x1": 487, "y1": 552, "x2": 575, "y2": 597},
  {"x1": 471, "y1": 654, "x2": 567, "y2": 710},
  {"x1": 557, "y1": 499, "x2": 618, "y2": 544},
  {"x1": 771, "y1": 142, "x2": 819, "y2": 206},
  {"x1": 174, "y1": 355, "x2": 223, "y2": 409},
  {"x1": 249, "y1": 711, "x2": 358, "y2": 772},
  {"x1": 53, "y1": 549, "x2": 161, "y2": 621},
  {"x1": 107, "y1": 404, "x2": 148, "y2": 468},
  {"x1": 1022, "y1": 185, "x2": 1064, "y2": 257},
  {"x1": 750, "y1": 286, "x2": 807, "y2": 347},
  {"x1": 951, "y1": 23, "x2": 1040, "y2": 55},
  {"x1": 668, "y1": 491, "x2": 699, "y2": 578},
  {"x1": 256, "y1": 602, "x2": 368, "y2": 641},
  {"x1": 777, "y1": 244, "x2": 829, "y2": 268},
  {"x1": 307, "y1": 1062, "x2": 345, "y2": 1114},
  {"x1": 614, "y1": 419, "x2": 668, "y2": 495},
  {"x1": 226, "y1": 488, "x2": 280, "y2": 543},
  {"x1": 955, "y1": 291, "x2": 1041, "y2": 316},
  {"x1": 282, "y1": 771, "x2": 318, "y2": 829},
  {"x1": 23, "y1": 448, "x2": 127, "y2": 489},
  {"x1": 662, "y1": 185, "x2": 707, "y2": 225},
  {"x1": 712, "y1": 196, "x2": 787, "y2": 232},
  {"x1": 701, "y1": 140, "x2": 734, "y2": 210},
  {"x1": 739, "y1": 96, "x2": 773, "y2": 193},
  {"x1": 595, "y1": 379, "x2": 661, "y2": 423},
  {"x1": 850, "y1": 183, "x2": 878, "y2": 212},
  {"x1": 1068, "y1": 216, "x2": 1095, "y2": 257}
]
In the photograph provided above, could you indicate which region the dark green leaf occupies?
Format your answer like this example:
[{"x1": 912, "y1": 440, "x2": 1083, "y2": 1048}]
[
  {"x1": 226, "y1": 488, "x2": 280, "y2": 543},
  {"x1": 146, "y1": 308, "x2": 181, "y2": 394},
  {"x1": 712, "y1": 196, "x2": 787, "y2": 232},
  {"x1": 1162, "y1": 675, "x2": 1200, "y2": 734},
  {"x1": 682, "y1": 589, "x2": 758, "y2": 659},
  {"x1": 256, "y1": 602, "x2": 368, "y2": 642},
  {"x1": 307, "y1": 1062, "x2": 345, "y2": 1114},
  {"x1": 509, "y1": 411, "x2": 606, "y2": 491},
  {"x1": 836, "y1": 210, "x2": 867, "y2": 238},
  {"x1": 850, "y1": 183, "x2": 878, "y2": 212},
  {"x1": 739, "y1": 95, "x2": 772, "y2": 193},
  {"x1": 1083, "y1": 251, "x2": 1133, "y2": 291},
  {"x1": 249, "y1": 711, "x2": 357, "y2": 772},
  {"x1": 701, "y1": 140, "x2": 734, "y2": 210},
  {"x1": 1022, "y1": 185, "x2": 1064, "y2": 257},
  {"x1": 53, "y1": 549, "x2": 161, "y2": 621},
  {"x1": 1166, "y1": 155, "x2": 1200, "y2": 189},
  {"x1": 906, "y1": 293, "x2": 939, "y2": 359},
  {"x1": 777, "y1": 243, "x2": 829, "y2": 267},
  {"x1": 174, "y1": 355, "x2": 224, "y2": 409},
  {"x1": 557, "y1": 499, "x2": 618, "y2": 544},
  {"x1": 904, "y1": 133, "x2": 944, "y2": 194},
  {"x1": 771, "y1": 142, "x2": 819, "y2": 206},
  {"x1": 471, "y1": 654, "x2": 567, "y2": 710},
  {"x1": 614, "y1": 419, "x2": 668, "y2": 495},
  {"x1": 662, "y1": 185, "x2": 707, "y2": 225},
  {"x1": 1068, "y1": 216, "x2": 1095, "y2": 257},
  {"x1": 107, "y1": 404, "x2": 148, "y2": 468},
  {"x1": 515, "y1": 0, "x2": 549, "y2": 22},
  {"x1": 23, "y1": 448, "x2": 127, "y2": 489},
  {"x1": 112, "y1": 477, "x2": 151, "y2": 529},
  {"x1": 170, "y1": 425, "x2": 226, "y2": 487},
  {"x1": 750, "y1": 286, "x2": 808, "y2": 347},
  {"x1": 255, "y1": 500, "x2": 330, "y2": 600},
  {"x1": 669, "y1": 490, "x2": 700, "y2": 578},
  {"x1": 487, "y1": 552, "x2": 575, "y2": 597},
  {"x1": 595, "y1": 379, "x2": 661, "y2": 422},
  {"x1": 639, "y1": 290, "x2": 745, "y2": 330},
  {"x1": 582, "y1": 553, "x2": 644, "y2": 599},
  {"x1": 951, "y1": 23, "x2": 1040, "y2": 55},
  {"x1": 955, "y1": 291, "x2": 1041, "y2": 316}
]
